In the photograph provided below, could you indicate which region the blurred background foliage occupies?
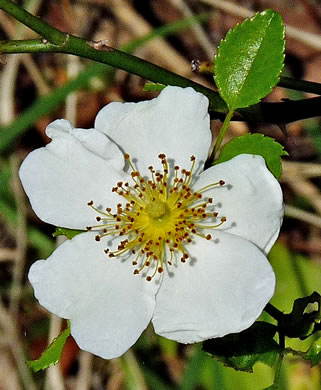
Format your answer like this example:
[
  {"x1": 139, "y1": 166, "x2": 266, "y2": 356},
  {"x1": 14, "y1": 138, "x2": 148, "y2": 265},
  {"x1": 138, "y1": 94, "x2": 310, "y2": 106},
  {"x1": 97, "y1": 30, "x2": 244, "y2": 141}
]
[{"x1": 0, "y1": 0, "x2": 321, "y2": 389}]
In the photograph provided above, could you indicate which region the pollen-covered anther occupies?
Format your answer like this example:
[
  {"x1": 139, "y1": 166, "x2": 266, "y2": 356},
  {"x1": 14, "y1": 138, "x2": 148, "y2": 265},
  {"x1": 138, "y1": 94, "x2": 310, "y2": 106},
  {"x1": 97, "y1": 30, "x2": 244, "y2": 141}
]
[{"x1": 88, "y1": 153, "x2": 226, "y2": 281}]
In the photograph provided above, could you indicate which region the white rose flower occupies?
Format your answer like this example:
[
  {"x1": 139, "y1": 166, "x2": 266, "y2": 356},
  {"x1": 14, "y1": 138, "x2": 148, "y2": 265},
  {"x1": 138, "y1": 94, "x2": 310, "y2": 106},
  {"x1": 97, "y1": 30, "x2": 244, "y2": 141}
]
[{"x1": 19, "y1": 86, "x2": 283, "y2": 359}]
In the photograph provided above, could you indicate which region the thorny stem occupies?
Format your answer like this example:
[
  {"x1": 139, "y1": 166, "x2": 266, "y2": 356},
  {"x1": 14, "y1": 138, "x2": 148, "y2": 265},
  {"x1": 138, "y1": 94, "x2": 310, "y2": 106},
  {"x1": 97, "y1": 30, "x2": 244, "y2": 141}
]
[
  {"x1": 1, "y1": 0, "x2": 321, "y2": 124},
  {"x1": 0, "y1": 0, "x2": 225, "y2": 112},
  {"x1": 279, "y1": 76, "x2": 321, "y2": 95},
  {"x1": 0, "y1": 0, "x2": 66, "y2": 45}
]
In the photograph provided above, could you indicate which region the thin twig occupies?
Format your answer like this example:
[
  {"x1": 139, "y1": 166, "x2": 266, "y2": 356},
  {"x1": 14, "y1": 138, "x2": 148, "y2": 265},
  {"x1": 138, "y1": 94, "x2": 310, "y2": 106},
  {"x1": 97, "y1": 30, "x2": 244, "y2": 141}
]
[
  {"x1": 0, "y1": 351, "x2": 22, "y2": 390},
  {"x1": 0, "y1": 297, "x2": 37, "y2": 390},
  {"x1": 0, "y1": 0, "x2": 49, "y2": 124},
  {"x1": 108, "y1": 0, "x2": 205, "y2": 79},
  {"x1": 44, "y1": 314, "x2": 65, "y2": 390},
  {"x1": 75, "y1": 352, "x2": 93, "y2": 390},
  {"x1": 9, "y1": 154, "x2": 28, "y2": 317},
  {"x1": 282, "y1": 175, "x2": 321, "y2": 215},
  {"x1": 0, "y1": 55, "x2": 18, "y2": 125},
  {"x1": 0, "y1": 248, "x2": 17, "y2": 262},
  {"x1": 282, "y1": 161, "x2": 321, "y2": 179},
  {"x1": 65, "y1": 54, "x2": 80, "y2": 123},
  {"x1": 122, "y1": 349, "x2": 148, "y2": 390},
  {"x1": 169, "y1": 0, "x2": 216, "y2": 57},
  {"x1": 285, "y1": 205, "x2": 321, "y2": 229}
]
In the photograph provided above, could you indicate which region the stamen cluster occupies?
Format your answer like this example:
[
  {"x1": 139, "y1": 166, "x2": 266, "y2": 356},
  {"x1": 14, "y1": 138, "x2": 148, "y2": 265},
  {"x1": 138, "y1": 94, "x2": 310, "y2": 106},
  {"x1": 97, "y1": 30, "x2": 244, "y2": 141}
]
[{"x1": 87, "y1": 154, "x2": 226, "y2": 281}]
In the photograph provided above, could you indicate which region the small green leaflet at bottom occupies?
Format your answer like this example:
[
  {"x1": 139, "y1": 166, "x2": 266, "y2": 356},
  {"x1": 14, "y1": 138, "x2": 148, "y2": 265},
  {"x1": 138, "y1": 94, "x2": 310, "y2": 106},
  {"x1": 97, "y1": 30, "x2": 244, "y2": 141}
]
[
  {"x1": 202, "y1": 322, "x2": 280, "y2": 373},
  {"x1": 263, "y1": 385, "x2": 279, "y2": 390},
  {"x1": 304, "y1": 336, "x2": 321, "y2": 366},
  {"x1": 53, "y1": 227, "x2": 85, "y2": 239},
  {"x1": 215, "y1": 133, "x2": 288, "y2": 179},
  {"x1": 27, "y1": 326, "x2": 71, "y2": 372},
  {"x1": 143, "y1": 82, "x2": 166, "y2": 92}
]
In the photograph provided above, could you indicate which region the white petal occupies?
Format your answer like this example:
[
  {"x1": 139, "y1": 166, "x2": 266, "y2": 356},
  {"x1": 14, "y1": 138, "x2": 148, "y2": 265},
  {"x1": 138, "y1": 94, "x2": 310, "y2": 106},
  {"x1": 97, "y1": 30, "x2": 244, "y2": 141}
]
[
  {"x1": 94, "y1": 86, "x2": 211, "y2": 175},
  {"x1": 28, "y1": 232, "x2": 158, "y2": 359},
  {"x1": 193, "y1": 154, "x2": 283, "y2": 253},
  {"x1": 19, "y1": 119, "x2": 128, "y2": 229},
  {"x1": 152, "y1": 231, "x2": 275, "y2": 343},
  {"x1": 46, "y1": 119, "x2": 125, "y2": 171}
]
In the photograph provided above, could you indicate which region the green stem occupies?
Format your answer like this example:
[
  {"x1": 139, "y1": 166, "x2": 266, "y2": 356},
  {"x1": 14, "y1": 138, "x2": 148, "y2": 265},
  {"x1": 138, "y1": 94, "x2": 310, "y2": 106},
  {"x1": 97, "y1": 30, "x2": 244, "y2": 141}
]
[
  {"x1": 0, "y1": 0, "x2": 225, "y2": 112},
  {"x1": 236, "y1": 95, "x2": 321, "y2": 125},
  {"x1": 264, "y1": 303, "x2": 284, "y2": 322},
  {"x1": 0, "y1": 14, "x2": 218, "y2": 152},
  {"x1": 210, "y1": 108, "x2": 234, "y2": 163},
  {"x1": 279, "y1": 76, "x2": 321, "y2": 95},
  {"x1": 273, "y1": 351, "x2": 285, "y2": 388},
  {"x1": 0, "y1": 39, "x2": 225, "y2": 111},
  {"x1": 0, "y1": 0, "x2": 65, "y2": 45},
  {"x1": 1, "y1": 0, "x2": 321, "y2": 128}
]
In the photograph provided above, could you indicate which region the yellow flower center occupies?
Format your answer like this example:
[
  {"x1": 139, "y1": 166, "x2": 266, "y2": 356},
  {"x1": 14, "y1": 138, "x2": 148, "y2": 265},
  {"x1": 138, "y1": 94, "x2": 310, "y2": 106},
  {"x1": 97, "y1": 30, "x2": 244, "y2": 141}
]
[
  {"x1": 87, "y1": 154, "x2": 226, "y2": 281},
  {"x1": 145, "y1": 200, "x2": 168, "y2": 220}
]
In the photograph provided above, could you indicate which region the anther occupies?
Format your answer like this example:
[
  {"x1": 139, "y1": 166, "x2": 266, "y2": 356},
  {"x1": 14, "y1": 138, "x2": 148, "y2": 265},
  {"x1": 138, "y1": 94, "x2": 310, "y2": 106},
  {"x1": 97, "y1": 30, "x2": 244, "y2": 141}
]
[{"x1": 89, "y1": 153, "x2": 227, "y2": 282}]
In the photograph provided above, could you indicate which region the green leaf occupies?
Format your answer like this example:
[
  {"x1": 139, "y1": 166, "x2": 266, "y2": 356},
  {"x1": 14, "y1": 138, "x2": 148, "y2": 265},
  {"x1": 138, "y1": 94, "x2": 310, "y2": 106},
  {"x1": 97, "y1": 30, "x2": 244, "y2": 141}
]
[
  {"x1": 214, "y1": 9, "x2": 285, "y2": 109},
  {"x1": 27, "y1": 326, "x2": 71, "y2": 372},
  {"x1": 53, "y1": 227, "x2": 84, "y2": 239},
  {"x1": 304, "y1": 336, "x2": 321, "y2": 366},
  {"x1": 143, "y1": 82, "x2": 166, "y2": 91},
  {"x1": 215, "y1": 133, "x2": 287, "y2": 179},
  {"x1": 202, "y1": 322, "x2": 280, "y2": 373}
]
